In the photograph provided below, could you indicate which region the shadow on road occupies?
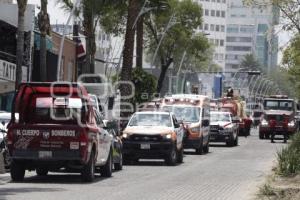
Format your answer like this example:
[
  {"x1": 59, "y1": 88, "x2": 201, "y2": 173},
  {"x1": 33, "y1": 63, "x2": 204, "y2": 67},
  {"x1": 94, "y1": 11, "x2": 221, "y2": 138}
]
[
  {"x1": 6, "y1": 174, "x2": 110, "y2": 185},
  {"x1": 0, "y1": 187, "x2": 64, "y2": 200}
]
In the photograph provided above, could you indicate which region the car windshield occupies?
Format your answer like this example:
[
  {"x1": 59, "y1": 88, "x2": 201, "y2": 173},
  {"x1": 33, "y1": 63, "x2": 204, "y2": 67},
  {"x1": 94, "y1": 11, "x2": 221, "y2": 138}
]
[
  {"x1": 162, "y1": 106, "x2": 200, "y2": 122},
  {"x1": 264, "y1": 100, "x2": 294, "y2": 111},
  {"x1": 128, "y1": 113, "x2": 172, "y2": 127},
  {"x1": 210, "y1": 113, "x2": 231, "y2": 122}
]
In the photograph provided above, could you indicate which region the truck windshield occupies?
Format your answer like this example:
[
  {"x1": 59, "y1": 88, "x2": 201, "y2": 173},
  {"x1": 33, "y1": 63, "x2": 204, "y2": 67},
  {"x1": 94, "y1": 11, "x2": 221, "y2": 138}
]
[
  {"x1": 162, "y1": 106, "x2": 200, "y2": 123},
  {"x1": 264, "y1": 100, "x2": 294, "y2": 111},
  {"x1": 210, "y1": 113, "x2": 231, "y2": 122},
  {"x1": 25, "y1": 96, "x2": 85, "y2": 124},
  {"x1": 128, "y1": 113, "x2": 172, "y2": 127}
]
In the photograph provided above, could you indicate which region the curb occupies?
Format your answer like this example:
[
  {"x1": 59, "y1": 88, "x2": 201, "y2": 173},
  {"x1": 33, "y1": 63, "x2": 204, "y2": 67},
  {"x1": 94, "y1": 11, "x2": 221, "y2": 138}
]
[{"x1": 0, "y1": 173, "x2": 10, "y2": 185}]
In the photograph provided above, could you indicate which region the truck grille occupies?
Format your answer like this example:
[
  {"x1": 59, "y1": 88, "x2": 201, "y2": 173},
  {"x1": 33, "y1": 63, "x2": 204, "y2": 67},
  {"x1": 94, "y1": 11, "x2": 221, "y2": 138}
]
[
  {"x1": 131, "y1": 134, "x2": 162, "y2": 142},
  {"x1": 210, "y1": 125, "x2": 219, "y2": 132}
]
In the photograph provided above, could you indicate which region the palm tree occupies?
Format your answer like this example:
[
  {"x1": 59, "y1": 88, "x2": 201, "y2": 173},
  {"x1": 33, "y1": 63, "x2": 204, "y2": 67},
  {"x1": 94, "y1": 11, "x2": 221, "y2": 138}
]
[
  {"x1": 38, "y1": 0, "x2": 50, "y2": 81},
  {"x1": 16, "y1": 0, "x2": 28, "y2": 89},
  {"x1": 241, "y1": 54, "x2": 261, "y2": 71}
]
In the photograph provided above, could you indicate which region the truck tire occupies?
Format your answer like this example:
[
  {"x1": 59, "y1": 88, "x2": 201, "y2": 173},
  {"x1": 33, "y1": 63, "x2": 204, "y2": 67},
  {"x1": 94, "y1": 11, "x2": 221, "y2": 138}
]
[
  {"x1": 114, "y1": 152, "x2": 123, "y2": 171},
  {"x1": 10, "y1": 160, "x2": 25, "y2": 182},
  {"x1": 177, "y1": 147, "x2": 183, "y2": 163},
  {"x1": 195, "y1": 137, "x2": 203, "y2": 155},
  {"x1": 234, "y1": 135, "x2": 239, "y2": 146},
  {"x1": 259, "y1": 132, "x2": 264, "y2": 139},
  {"x1": 226, "y1": 134, "x2": 235, "y2": 147},
  {"x1": 36, "y1": 167, "x2": 48, "y2": 176},
  {"x1": 100, "y1": 150, "x2": 113, "y2": 177},
  {"x1": 203, "y1": 139, "x2": 209, "y2": 154},
  {"x1": 81, "y1": 151, "x2": 95, "y2": 182},
  {"x1": 166, "y1": 144, "x2": 177, "y2": 166}
]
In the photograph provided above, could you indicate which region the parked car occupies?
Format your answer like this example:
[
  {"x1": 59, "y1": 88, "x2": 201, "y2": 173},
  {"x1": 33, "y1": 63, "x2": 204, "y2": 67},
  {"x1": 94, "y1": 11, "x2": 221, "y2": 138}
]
[
  {"x1": 209, "y1": 111, "x2": 239, "y2": 147},
  {"x1": 122, "y1": 111, "x2": 184, "y2": 166},
  {"x1": 7, "y1": 82, "x2": 114, "y2": 182}
]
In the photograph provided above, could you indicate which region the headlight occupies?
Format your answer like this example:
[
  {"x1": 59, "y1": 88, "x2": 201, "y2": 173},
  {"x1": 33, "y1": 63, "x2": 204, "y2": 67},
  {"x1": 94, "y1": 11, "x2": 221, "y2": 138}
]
[
  {"x1": 163, "y1": 133, "x2": 172, "y2": 139},
  {"x1": 288, "y1": 121, "x2": 295, "y2": 127},
  {"x1": 190, "y1": 127, "x2": 200, "y2": 133},
  {"x1": 122, "y1": 133, "x2": 128, "y2": 139},
  {"x1": 261, "y1": 119, "x2": 268, "y2": 126}
]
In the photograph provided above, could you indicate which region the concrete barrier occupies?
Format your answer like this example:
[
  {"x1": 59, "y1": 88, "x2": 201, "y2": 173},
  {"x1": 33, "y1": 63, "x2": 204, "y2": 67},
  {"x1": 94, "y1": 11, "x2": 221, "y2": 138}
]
[{"x1": 0, "y1": 151, "x2": 5, "y2": 174}]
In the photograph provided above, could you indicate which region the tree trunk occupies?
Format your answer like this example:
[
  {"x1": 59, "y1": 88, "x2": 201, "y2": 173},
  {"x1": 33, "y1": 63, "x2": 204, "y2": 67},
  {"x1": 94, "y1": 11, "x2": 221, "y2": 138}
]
[
  {"x1": 136, "y1": 16, "x2": 144, "y2": 69},
  {"x1": 38, "y1": 0, "x2": 49, "y2": 81},
  {"x1": 83, "y1": 10, "x2": 95, "y2": 74},
  {"x1": 120, "y1": 0, "x2": 139, "y2": 94},
  {"x1": 16, "y1": 0, "x2": 27, "y2": 89},
  {"x1": 157, "y1": 58, "x2": 173, "y2": 93}
]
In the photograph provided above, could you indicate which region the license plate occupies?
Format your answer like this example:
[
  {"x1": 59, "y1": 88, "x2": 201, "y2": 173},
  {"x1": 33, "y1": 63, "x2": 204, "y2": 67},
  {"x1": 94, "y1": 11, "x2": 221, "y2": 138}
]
[
  {"x1": 140, "y1": 143, "x2": 150, "y2": 150},
  {"x1": 39, "y1": 151, "x2": 52, "y2": 158}
]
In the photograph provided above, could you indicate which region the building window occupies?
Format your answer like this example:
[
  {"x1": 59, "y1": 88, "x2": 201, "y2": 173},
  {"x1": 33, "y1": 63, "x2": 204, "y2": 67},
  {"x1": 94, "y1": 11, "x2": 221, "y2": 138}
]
[
  {"x1": 204, "y1": 23, "x2": 209, "y2": 30},
  {"x1": 216, "y1": 10, "x2": 220, "y2": 17},
  {"x1": 221, "y1": 25, "x2": 225, "y2": 32},
  {"x1": 205, "y1": 9, "x2": 209, "y2": 16},
  {"x1": 240, "y1": 25, "x2": 254, "y2": 33},
  {"x1": 215, "y1": 39, "x2": 219, "y2": 46},
  {"x1": 227, "y1": 24, "x2": 239, "y2": 33},
  {"x1": 220, "y1": 39, "x2": 224, "y2": 46},
  {"x1": 216, "y1": 25, "x2": 220, "y2": 32},
  {"x1": 226, "y1": 46, "x2": 252, "y2": 51},
  {"x1": 221, "y1": 11, "x2": 226, "y2": 18},
  {"x1": 210, "y1": 24, "x2": 215, "y2": 31},
  {"x1": 211, "y1": 10, "x2": 215, "y2": 17}
]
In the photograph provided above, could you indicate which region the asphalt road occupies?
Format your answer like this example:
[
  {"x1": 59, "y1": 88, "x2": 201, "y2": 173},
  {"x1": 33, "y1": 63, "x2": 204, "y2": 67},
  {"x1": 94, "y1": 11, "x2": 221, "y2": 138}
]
[{"x1": 0, "y1": 130, "x2": 286, "y2": 200}]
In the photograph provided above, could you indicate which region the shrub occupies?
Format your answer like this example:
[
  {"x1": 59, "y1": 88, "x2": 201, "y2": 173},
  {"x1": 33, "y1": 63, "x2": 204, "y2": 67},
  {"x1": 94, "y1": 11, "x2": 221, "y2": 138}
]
[{"x1": 276, "y1": 133, "x2": 300, "y2": 176}]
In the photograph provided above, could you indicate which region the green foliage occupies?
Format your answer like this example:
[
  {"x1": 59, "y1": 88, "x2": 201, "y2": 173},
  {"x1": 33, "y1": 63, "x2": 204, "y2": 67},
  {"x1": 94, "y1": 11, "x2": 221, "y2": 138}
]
[
  {"x1": 259, "y1": 183, "x2": 276, "y2": 196},
  {"x1": 282, "y1": 34, "x2": 300, "y2": 99},
  {"x1": 132, "y1": 68, "x2": 157, "y2": 104},
  {"x1": 276, "y1": 133, "x2": 300, "y2": 176},
  {"x1": 240, "y1": 54, "x2": 261, "y2": 71},
  {"x1": 145, "y1": 0, "x2": 208, "y2": 66},
  {"x1": 111, "y1": 69, "x2": 157, "y2": 104}
]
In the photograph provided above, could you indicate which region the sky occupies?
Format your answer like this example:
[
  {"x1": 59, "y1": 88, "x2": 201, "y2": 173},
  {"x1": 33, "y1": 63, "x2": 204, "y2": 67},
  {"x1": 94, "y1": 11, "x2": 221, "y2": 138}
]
[{"x1": 25, "y1": 0, "x2": 290, "y2": 65}]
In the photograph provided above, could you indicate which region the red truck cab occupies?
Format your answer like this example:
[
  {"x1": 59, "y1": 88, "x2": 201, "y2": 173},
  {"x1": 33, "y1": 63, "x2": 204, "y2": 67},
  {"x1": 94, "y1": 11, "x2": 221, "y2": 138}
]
[{"x1": 7, "y1": 83, "x2": 113, "y2": 182}]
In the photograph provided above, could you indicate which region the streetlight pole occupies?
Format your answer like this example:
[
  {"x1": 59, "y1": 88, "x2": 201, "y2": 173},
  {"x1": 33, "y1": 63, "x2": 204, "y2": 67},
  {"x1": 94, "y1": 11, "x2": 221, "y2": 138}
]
[
  {"x1": 259, "y1": 80, "x2": 271, "y2": 97},
  {"x1": 250, "y1": 75, "x2": 263, "y2": 101}
]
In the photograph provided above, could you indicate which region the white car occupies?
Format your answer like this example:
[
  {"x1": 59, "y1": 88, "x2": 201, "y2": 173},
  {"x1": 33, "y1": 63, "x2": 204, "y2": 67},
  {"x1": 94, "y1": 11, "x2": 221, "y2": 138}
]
[{"x1": 209, "y1": 111, "x2": 239, "y2": 147}]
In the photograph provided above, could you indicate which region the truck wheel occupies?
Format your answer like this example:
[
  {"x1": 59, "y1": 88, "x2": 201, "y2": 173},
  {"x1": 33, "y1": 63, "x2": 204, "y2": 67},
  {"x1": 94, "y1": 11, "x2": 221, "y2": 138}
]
[
  {"x1": 226, "y1": 135, "x2": 235, "y2": 147},
  {"x1": 234, "y1": 135, "x2": 239, "y2": 146},
  {"x1": 81, "y1": 151, "x2": 95, "y2": 182},
  {"x1": 10, "y1": 160, "x2": 25, "y2": 182},
  {"x1": 114, "y1": 152, "x2": 123, "y2": 171},
  {"x1": 100, "y1": 150, "x2": 113, "y2": 177},
  {"x1": 195, "y1": 138, "x2": 203, "y2": 155},
  {"x1": 36, "y1": 167, "x2": 48, "y2": 176},
  {"x1": 203, "y1": 139, "x2": 209, "y2": 154},
  {"x1": 259, "y1": 132, "x2": 265, "y2": 139},
  {"x1": 166, "y1": 144, "x2": 177, "y2": 166},
  {"x1": 177, "y1": 146, "x2": 184, "y2": 163}
]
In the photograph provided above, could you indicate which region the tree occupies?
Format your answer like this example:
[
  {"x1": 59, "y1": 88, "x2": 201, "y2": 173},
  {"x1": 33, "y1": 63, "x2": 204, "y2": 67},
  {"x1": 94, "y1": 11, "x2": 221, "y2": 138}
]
[
  {"x1": 144, "y1": 0, "x2": 208, "y2": 93},
  {"x1": 120, "y1": 0, "x2": 139, "y2": 98},
  {"x1": 16, "y1": 0, "x2": 28, "y2": 89},
  {"x1": 243, "y1": 0, "x2": 300, "y2": 33},
  {"x1": 240, "y1": 54, "x2": 261, "y2": 71},
  {"x1": 38, "y1": 0, "x2": 50, "y2": 81},
  {"x1": 58, "y1": 0, "x2": 124, "y2": 74},
  {"x1": 282, "y1": 34, "x2": 300, "y2": 98}
]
